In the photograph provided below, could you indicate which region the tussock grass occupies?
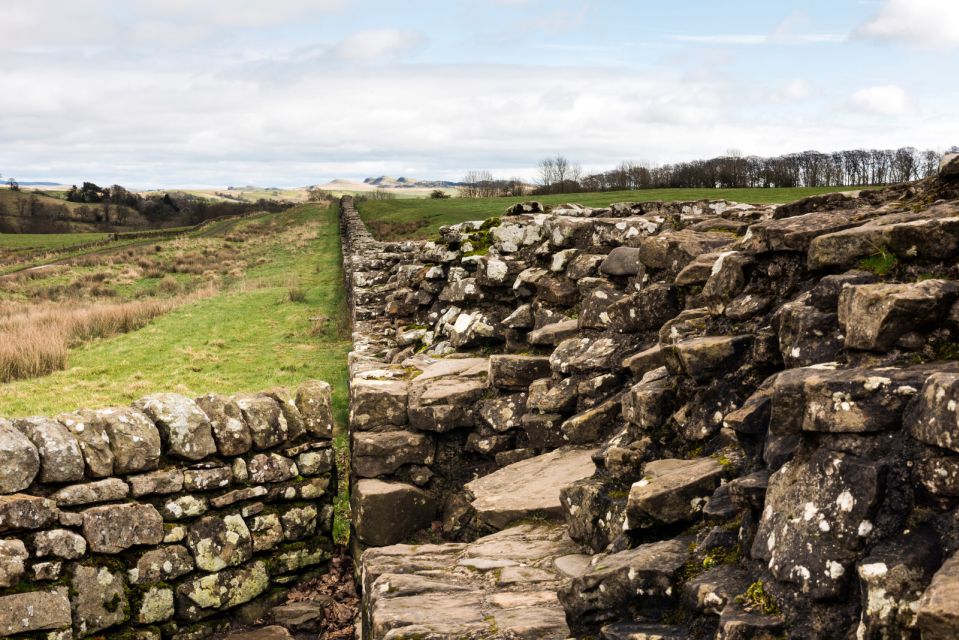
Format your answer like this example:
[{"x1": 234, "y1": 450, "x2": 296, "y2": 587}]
[{"x1": 0, "y1": 288, "x2": 214, "y2": 383}]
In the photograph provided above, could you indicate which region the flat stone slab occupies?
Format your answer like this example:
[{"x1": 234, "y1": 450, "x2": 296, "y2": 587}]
[
  {"x1": 466, "y1": 447, "x2": 597, "y2": 529},
  {"x1": 361, "y1": 524, "x2": 578, "y2": 640}
]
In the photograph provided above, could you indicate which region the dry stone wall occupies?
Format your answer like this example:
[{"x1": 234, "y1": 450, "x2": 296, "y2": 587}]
[
  {"x1": 0, "y1": 381, "x2": 335, "y2": 640},
  {"x1": 342, "y1": 154, "x2": 959, "y2": 639}
]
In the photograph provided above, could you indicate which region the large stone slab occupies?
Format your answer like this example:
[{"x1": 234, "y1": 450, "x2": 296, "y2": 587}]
[
  {"x1": 625, "y1": 458, "x2": 724, "y2": 529},
  {"x1": 0, "y1": 420, "x2": 39, "y2": 494},
  {"x1": 466, "y1": 447, "x2": 597, "y2": 529},
  {"x1": 135, "y1": 394, "x2": 216, "y2": 461},
  {"x1": 352, "y1": 479, "x2": 436, "y2": 546},
  {"x1": 0, "y1": 588, "x2": 72, "y2": 636},
  {"x1": 352, "y1": 431, "x2": 434, "y2": 477},
  {"x1": 13, "y1": 417, "x2": 84, "y2": 483}
]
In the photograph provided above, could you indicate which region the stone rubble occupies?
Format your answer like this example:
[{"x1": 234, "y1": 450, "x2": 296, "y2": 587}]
[{"x1": 340, "y1": 165, "x2": 959, "y2": 639}]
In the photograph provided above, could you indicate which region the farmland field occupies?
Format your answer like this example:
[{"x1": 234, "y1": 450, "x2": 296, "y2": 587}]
[
  {"x1": 356, "y1": 186, "x2": 874, "y2": 241},
  {"x1": 0, "y1": 202, "x2": 351, "y2": 426},
  {"x1": 0, "y1": 231, "x2": 111, "y2": 252}
]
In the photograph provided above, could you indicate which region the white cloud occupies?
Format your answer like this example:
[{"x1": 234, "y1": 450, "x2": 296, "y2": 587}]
[
  {"x1": 333, "y1": 29, "x2": 426, "y2": 61},
  {"x1": 772, "y1": 79, "x2": 812, "y2": 102},
  {"x1": 672, "y1": 33, "x2": 843, "y2": 45},
  {"x1": 849, "y1": 84, "x2": 915, "y2": 115},
  {"x1": 857, "y1": 0, "x2": 959, "y2": 49}
]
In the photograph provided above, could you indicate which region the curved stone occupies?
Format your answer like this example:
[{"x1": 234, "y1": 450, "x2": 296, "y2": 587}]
[
  {"x1": 0, "y1": 420, "x2": 39, "y2": 494},
  {"x1": 135, "y1": 393, "x2": 216, "y2": 461}
]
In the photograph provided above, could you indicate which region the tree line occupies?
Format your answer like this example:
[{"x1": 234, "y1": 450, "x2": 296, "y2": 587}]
[{"x1": 460, "y1": 147, "x2": 957, "y2": 197}]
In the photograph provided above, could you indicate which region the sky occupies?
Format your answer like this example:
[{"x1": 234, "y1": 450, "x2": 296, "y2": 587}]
[{"x1": 1, "y1": 0, "x2": 958, "y2": 188}]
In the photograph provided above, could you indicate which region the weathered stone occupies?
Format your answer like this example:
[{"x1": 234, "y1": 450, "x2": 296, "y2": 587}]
[
  {"x1": 227, "y1": 626, "x2": 294, "y2": 640},
  {"x1": 941, "y1": 152, "x2": 959, "y2": 179},
  {"x1": 92, "y1": 406, "x2": 163, "y2": 473},
  {"x1": 234, "y1": 393, "x2": 290, "y2": 450},
  {"x1": 351, "y1": 379, "x2": 409, "y2": 430},
  {"x1": 176, "y1": 560, "x2": 270, "y2": 622},
  {"x1": 281, "y1": 504, "x2": 318, "y2": 540},
  {"x1": 664, "y1": 335, "x2": 752, "y2": 382},
  {"x1": 81, "y1": 503, "x2": 164, "y2": 553},
  {"x1": 625, "y1": 458, "x2": 724, "y2": 529},
  {"x1": 294, "y1": 446, "x2": 334, "y2": 476},
  {"x1": 295, "y1": 379, "x2": 335, "y2": 437},
  {"x1": 478, "y1": 393, "x2": 527, "y2": 433},
  {"x1": 917, "y1": 455, "x2": 959, "y2": 496},
  {"x1": 743, "y1": 211, "x2": 864, "y2": 254},
  {"x1": 128, "y1": 468, "x2": 184, "y2": 497},
  {"x1": 72, "y1": 564, "x2": 129, "y2": 637},
  {"x1": 267, "y1": 387, "x2": 306, "y2": 441},
  {"x1": 623, "y1": 345, "x2": 667, "y2": 377},
  {"x1": 683, "y1": 564, "x2": 751, "y2": 616},
  {"x1": 528, "y1": 377, "x2": 577, "y2": 414},
  {"x1": 251, "y1": 513, "x2": 284, "y2": 552},
  {"x1": 31, "y1": 528, "x2": 87, "y2": 559},
  {"x1": 52, "y1": 477, "x2": 129, "y2": 506},
  {"x1": 558, "y1": 538, "x2": 688, "y2": 626},
  {"x1": 467, "y1": 447, "x2": 596, "y2": 529},
  {"x1": 0, "y1": 588, "x2": 71, "y2": 635},
  {"x1": 702, "y1": 251, "x2": 752, "y2": 309},
  {"x1": 187, "y1": 514, "x2": 253, "y2": 572},
  {"x1": 856, "y1": 527, "x2": 941, "y2": 640},
  {"x1": 0, "y1": 420, "x2": 40, "y2": 494},
  {"x1": 752, "y1": 448, "x2": 880, "y2": 598},
  {"x1": 130, "y1": 544, "x2": 194, "y2": 584},
  {"x1": 600, "y1": 247, "x2": 643, "y2": 276},
  {"x1": 209, "y1": 486, "x2": 268, "y2": 508},
  {"x1": 917, "y1": 550, "x2": 959, "y2": 640},
  {"x1": 717, "y1": 602, "x2": 785, "y2": 640},
  {"x1": 561, "y1": 395, "x2": 622, "y2": 444},
  {"x1": 911, "y1": 372, "x2": 959, "y2": 453},
  {"x1": 195, "y1": 394, "x2": 253, "y2": 456},
  {"x1": 408, "y1": 371, "x2": 487, "y2": 432},
  {"x1": 138, "y1": 585, "x2": 175, "y2": 624},
  {"x1": 637, "y1": 229, "x2": 734, "y2": 273},
  {"x1": 0, "y1": 539, "x2": 28, "y2": 587},
  {"x1": 774, "y1": 297, "x2": 844, "y2": 368},
  {"x1": 353, "y1": 479, "x2": 436, "y2": 546},
  {"x1": 529, "y1": 319, "x2": 579, "y2": 346},
  {"x1": 0, "y1": 494, "x2": 58, "y2": 532},
  {"x1": 184, "y1": 465, "x2": 232, "y2": 491},
  {"x1": 601, "y1": 624, "x2": 688, "y2": 640},
  {"x1": 59, "y1": 411, "x2": 114, "y2": 477},
  {"x1": 550, "y1": 336, "x2": 627, "y2": 375},
  {"x1": 622, "y1": 370, "x2": 675, "y2": 433},
  {"x1": 249, "y1": 453, "x2": 298, "y2": 483},
  {"x1": 489, "y1": 355, "x2": 551, "y2": 390},
  {"x1": 838, "y1": 280, "x2": 959, "y2": 351},
  {"x1": 13, "y1": 417, "x2": 84, "y2": 483},
  {"x1": 161, "y1": 494, "x2": 209, "y2": 520},
  {"x1": 135, "y1": 393, "x2": 217, "y2": 461},
  {"x1": 602, "y1": 285, "x2": 681, "y2": 334},
  {"x1": 353, "y1": 431, "x2": 434, "y2": 477},
  {"x1": 770, "y1": 364, "x2": 930, "y2": 434}
]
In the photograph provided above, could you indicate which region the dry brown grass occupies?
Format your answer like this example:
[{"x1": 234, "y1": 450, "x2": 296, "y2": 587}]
[{"x1": 0, "y1": 287, "x2": 216, "y2": 383}]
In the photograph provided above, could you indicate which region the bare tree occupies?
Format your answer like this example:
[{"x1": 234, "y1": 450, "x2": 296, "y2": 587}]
[{"x1": 537, "y1": 158, "x2": 556, "y2": 194}]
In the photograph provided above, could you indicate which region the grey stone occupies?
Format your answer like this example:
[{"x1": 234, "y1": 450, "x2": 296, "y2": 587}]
[
  {"x1": 911, "y1": 372, "x2": 959, "y2": 453},
  {"x1": 72, "y1": 564, "x2": 129, "y2": 637},
  {"x1": 489, "y1": 355, "x2": 551, "y2": 390},
  {"x1": 135, "y1": 393, "x2": 217, "y2": 461},
  {"x1": 0, "y1": 494, "x2": 58, "y2": 532},
  {"x1": 353, "y1": 431, "x2": 434, "y2": 478},
  {"x1": 130, "y1": 544, "x2": 194, "y2": 584},
  {"x1": 351, "y1": 378, "x2": 409, "y2": 430},
  {"x1": 81, "y1": 503, "x2": 164, "y2": 553},
  {"x1": 353, "y1": 479, "x2": 436, "y2": 546},
  {"x1": 664, "y1": 335, "x2": 752, "y2": 383},
  {"x1": 13, "y1": 417, "x2": 84, "y2": 483},
  {"x1": 31, "y1": 528, "x2": 87, "y2": 559},
  {"x1": 940, "y1": 152, "x2": 959, "y2": 179},
  {"x1": 176, "y1": 561, "x2": 270, "y2": 622},
  {"x1": 51, "y1": 477, "x2": 129, "y2": 506},
  {"x1": 128, "y1": 468, "x2": 184, "y2": 497},
  {"x1": 917, "y1": 550, "x2": 959, "y2": 640},
  {"x1": 529, "y1": 319, "x2": 579, "y2": 346},
  {"x1": 752, "y1": 448, "x2": 880, "y2": 598},
  {"x1": 59, "y1": 411, "x2": 114, "y2": 477},
  {"x1": 249, "y1": 453, "x2": 298, "y2": 483},
  {"x1": 187, "y1": 514, "x2": 253, "y2": 572},
  {"x1": 717, "y1": 602, "x2": 785, "y2": 640},
  {"x1": 625, "y1": 458, "x2": 724, "y2": 529},
  {"x1": 0, "y1": 539, "x2": 28, "y2": 587},
  {"x1": 600, "y1": 246, "x2": 643, "y2": 276},
  {"x1": 234, "y1": 393, "x2": 290, "y2": 450},
  {"x1": 92, "y1": 406, "x2": 163, "y2": 473},
  {"x1": 195, "y1": 394, "x2": 253, "y2": 456},
  {"x1": 467, "y1": 447, "x2": 597, "y2": 529},
  {"x1": 0, "y1": 588, "x2": 71, "y2": 635},
  {"x1": 838, "y1": 280, "x2": 959, "y2": 351},
  {"x1": 0, "y1": 421, "x2": 40, "y2": 494}
]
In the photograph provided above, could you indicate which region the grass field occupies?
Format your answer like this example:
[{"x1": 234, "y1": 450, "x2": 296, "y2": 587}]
[
  {"x1": 356, "y1": 186, "x2": 871, "y2": 241},
  {"x1": 0, "y1": 203, "x2": 351, "y2": 424},
  {"x1": 0, "y1": 231, "x2": 111, "y2": 252}
]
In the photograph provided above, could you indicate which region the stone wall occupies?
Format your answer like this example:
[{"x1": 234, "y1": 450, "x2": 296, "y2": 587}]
[
  {"x1": 0, "y1": 381, "x2": 336, "y2": 639},
  {"x1": 342, "y1": 155, "x2": 959, "y2": 639}
]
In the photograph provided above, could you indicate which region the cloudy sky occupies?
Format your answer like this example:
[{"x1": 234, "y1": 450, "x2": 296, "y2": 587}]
[{"x1": 1, "y1": 0, "x2": 957, "y2": 187}]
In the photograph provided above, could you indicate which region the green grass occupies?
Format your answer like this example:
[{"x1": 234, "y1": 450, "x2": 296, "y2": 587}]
[
  {"x1": 356, "y1": 186, "x2": 873, "y2": 241},
  {"x1": 0, "y1": 203, "x2": 351, "y2": 427},
  {"x1": 0, "y1": 232, "x2": 110, "y2": 251}
]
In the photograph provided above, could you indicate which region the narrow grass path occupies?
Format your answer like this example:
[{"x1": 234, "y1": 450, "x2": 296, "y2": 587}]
[{"x1": 0, "y1": 203, "x2": 351, "y2": 424}]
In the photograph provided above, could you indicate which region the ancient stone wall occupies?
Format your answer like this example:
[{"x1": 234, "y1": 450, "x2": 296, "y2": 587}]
[
  {"x1": 342, "y1": 155, "x2": 959, "y2": 639},
  {"x1": 0, "y1": 381, "x2": 336, "y2": 639}
]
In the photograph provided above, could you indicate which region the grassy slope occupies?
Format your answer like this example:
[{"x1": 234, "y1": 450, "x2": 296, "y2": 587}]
[
  {"x1": 356, "y1": 186, "x2": 868, "y2": 241},
  {"x1": 0, "y1": 203, "x2": 351, "y2": 426}
]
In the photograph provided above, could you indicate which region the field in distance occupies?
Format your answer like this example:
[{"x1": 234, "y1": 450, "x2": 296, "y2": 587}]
[
  {"x1": 0, "y1": 203, "x2": 351, "y2": 427},
  {"x1": 355, "y1": 185, "x2": 871, "y2": 241}
]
